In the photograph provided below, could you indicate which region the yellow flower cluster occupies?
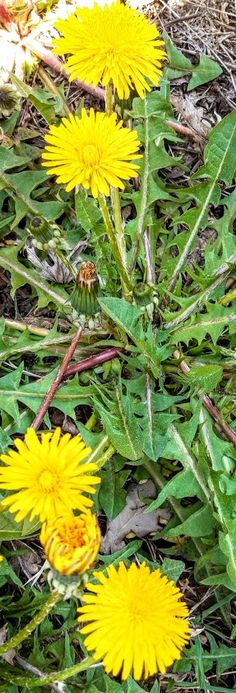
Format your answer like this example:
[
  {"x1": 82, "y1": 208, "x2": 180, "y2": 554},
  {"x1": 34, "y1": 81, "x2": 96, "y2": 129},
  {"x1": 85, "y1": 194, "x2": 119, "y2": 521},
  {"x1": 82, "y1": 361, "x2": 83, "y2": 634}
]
[
  {"x1": 42, "y1": 0, "x2": 166, "y2": 198},
  {"x1": 0, "y1": 427, "x2": 101, "y2": 575}
]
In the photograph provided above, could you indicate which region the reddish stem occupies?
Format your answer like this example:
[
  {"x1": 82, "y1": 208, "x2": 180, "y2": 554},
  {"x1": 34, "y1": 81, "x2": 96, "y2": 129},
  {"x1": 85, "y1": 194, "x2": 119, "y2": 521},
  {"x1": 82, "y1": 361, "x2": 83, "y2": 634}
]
[
  {"x1": 22, "y1": 38, "x2": 105, "y2": 101},
  {"x1": 202, "y1": 395, "x2": 236, "y2": 449},
  {"x1": 31, "y1": 328, "x2": 82, "y2": 431},
  {"x1": 166, "y1": 119, "x2": 204, "y2": 140},
  {"x1": 64, "y1": 347, "x2": 121, "y2": 377}
]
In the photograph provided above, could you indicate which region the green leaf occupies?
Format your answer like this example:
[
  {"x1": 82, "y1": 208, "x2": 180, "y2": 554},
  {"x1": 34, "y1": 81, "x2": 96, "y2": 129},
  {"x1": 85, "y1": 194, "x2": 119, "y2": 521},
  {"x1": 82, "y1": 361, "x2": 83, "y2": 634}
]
[
  {"x1": 94, "y1": 389, "x2": 143, "y2": 461},
  {"x1": 0, "y1": 324, "x2": 73, "y2": 363},
  {"x1": 188, "y1": 55, "x2": 222, "y2": 91},
  {"x1": 126, "y1": 679, "x2": 146, "y2": 693},
  {"x1": 188, "y1": 364, "x2": 223, "y2": 393},
  {"x1": 163, "y1": 31, "x2": 192, "y2": 76},
  {"x1": 99, "y1": 540, "x2": 142, "y2": 566},
  {"x1": 0, "y1": 508, "x2": 39, "y2": 540},
  {"x1": 170, "y1": 305, "x2": 236, "y2": 345},
  {"x1": 0, "y1": 244, "x2": 69, "y2": 309},
  {"x1": 0, "y1": 556, "x2": 22, "y2": 587},
  {"x1": 99, "y1": 466, "x2": 127, "y2": 519},
  {"x1": 0, "y1": 365, "x2": 93, "y2": 424},
  {"x1": 163, "y1": 110, "x2": 236, "y2": 292},
  {"x1": 0, "y1": 363, "x2": 23, "y2": 423},
  {"x1": 199, "y1": 111, "x2": 236, "y2": 186},
  {"x1": 1, "y1": 168, "x2": 66, "y2": 222},
  {"x1": 148, "y1": 468, "x2": 202, "y2": 511},
  {"x1": 0, "y1": 147, "x2": 36, "y2": 173},
  {"x1": 167, "y1": 505, "x2": 217, "y2": 538},
  {"x1": 99, "y1": 297, "x2": 168, "y2": 376},
  {"x1": 11, "y1": 75, "x2": 56, "y2": 123},
  {"x1": 161, "y1": 558, "x2": 185, "y2": 582},
  {"x1": 209, "y1": 474, "x2": 236, "y2": 585},
  {"x1": 75, "y1": 188, "x2": 102, "y2": 231}
]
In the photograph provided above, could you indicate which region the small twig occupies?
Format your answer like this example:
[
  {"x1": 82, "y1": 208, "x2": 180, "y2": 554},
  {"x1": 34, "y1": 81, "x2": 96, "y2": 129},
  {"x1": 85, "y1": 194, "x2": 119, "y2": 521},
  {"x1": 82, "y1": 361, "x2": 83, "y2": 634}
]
[
  {"x1": 5, "y1": 318, "x2": 50, "y2": 337},
  {"x1": 31, "y1": 328, "x2": 82, "y2": 431},
  {"x1": 22, "y1": 38, "x2": 105, "y2": 101},
  {"x1": 166, "y1": 118, "x2": 206, "y2": 141},
  {"x1": 14, "y1": 655, "x2": 65, "y2": 692},
  {"x1": 64, "y1": 347, "x2": 121, "y2": 378},
  {"x1": 163, "y1": 11, "x2": 204, "y2": 27},
  {"x1": 174, "y1": 350, "x2": 236, "y2": 449}
]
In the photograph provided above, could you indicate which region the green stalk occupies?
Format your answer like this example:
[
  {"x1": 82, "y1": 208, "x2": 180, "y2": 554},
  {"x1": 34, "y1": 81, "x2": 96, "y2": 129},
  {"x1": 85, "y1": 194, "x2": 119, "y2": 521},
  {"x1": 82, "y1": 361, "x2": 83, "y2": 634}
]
[
  {"x1": 129, "y1": 96, "x2": 149, "y2": 273},
  {"x1": 111, "y1": 187, "x2": 130, "y2": 301},
  {"x1": 0, "y1": 656, "x2": 96, "y2": 688},
  {"x1": 38, "y1": 65, "x2": 71, "y2": 118},
  {"x1": 98, "y1": 194, "x2": 132, "y2": 292},
  {"x1": 0, "y1": 591, "x2": 60, "y2": 656},
  {"x1": 86, "y1": 434, "x2": 110, "y2": 465},
  {"x1": 54, "y1": 247, "x2": 77, "y2": 280},
  {"x1": 105, "y1": 83, "x2": 131, "y2": 301}
]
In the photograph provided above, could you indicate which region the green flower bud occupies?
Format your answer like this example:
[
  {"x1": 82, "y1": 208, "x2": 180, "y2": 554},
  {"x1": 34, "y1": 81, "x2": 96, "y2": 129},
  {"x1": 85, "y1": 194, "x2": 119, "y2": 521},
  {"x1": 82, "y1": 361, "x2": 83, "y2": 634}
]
[
  {"x1": 71, "y1": 262, "x2": 100, "y2": 316},
  {"x1": 0, "y1": 84, "x2": 19, "y2": 115},
  {"x1": 27, "y1": 217, "x2": 64, "y2": 250}
]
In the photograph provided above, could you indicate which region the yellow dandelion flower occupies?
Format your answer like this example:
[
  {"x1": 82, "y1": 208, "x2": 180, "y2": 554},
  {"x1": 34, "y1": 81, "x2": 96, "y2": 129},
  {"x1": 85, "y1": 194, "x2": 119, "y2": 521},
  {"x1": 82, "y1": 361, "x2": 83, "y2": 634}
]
[
  {"x1": 53, "y1": 1, "x2": 166, "y2": 99},
  {"x1": 0, "y1": 428, "x2": 100, "y2": 523},
  {"x1": 42, "y1": 109, "x2": 141, "y2": 197},
  {"x1": 78, "y1": 562, "x2": 190, "y2": 680},
  {"x1": 40, "y1": 510, "x2": 101, "y2": 576}
]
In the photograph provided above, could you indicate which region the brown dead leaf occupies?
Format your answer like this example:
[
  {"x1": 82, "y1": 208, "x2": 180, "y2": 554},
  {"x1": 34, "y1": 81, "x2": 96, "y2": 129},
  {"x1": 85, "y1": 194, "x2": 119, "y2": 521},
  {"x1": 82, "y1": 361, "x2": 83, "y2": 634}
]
[
  {"x1": 170, "y1": 93, "x2": 212, "y2": 138},
  {"x1": 25, "y1": 241, "x2": 72, "y2": 284},
  {"x1": 101, "y1": 480, "x2": 170, "y2": 554}
]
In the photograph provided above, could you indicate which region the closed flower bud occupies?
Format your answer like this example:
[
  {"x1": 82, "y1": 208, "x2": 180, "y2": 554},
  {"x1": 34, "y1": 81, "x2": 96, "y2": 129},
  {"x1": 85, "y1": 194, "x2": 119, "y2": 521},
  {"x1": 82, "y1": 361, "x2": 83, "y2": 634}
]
[
  {"x1": 27, "y1": 217, "x2": 64, "y2": 250},
  {"x1": 71, "y1": 261, "x2": 100, "y2": 316},
  {"x1": 0, "y1": 84, "x2": 19, "y2": 114},
  {"x1": 40, "y1": 510, "x2": 101, "y2": 578}
]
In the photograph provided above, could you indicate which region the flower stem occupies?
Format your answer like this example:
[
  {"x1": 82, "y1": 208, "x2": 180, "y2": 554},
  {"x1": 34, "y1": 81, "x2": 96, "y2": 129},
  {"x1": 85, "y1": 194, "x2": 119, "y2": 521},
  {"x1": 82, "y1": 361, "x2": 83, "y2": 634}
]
[
  {"x1": 98, "y1": 194, "x2": 132, "y2": 292},
  {"x1": 38, "y1": 65, "x2": 71, "y2": 119},
  {"x1": 104, "y1": 82, "x2": 131, "y2": 300},
  {"x1": 0, "y1": 590, "x2": 60, "y2": 656},
  {"x1": 111, "y1": 187, "x2": 131, "y2": 301},
  {"x1": 0, "y1": 656, "x2": 96, "y2": 688},
  {"x1": 54, "y1": 247, "x2": 77, "y2": 280}
]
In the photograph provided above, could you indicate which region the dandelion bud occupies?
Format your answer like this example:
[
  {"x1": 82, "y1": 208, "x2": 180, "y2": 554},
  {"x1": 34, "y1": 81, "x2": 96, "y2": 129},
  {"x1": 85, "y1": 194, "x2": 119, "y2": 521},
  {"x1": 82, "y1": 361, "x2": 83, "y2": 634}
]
[
  {"x1": 0, "y1": 84, "x2": 19, "y2": 115},
  {"x1": 27, "y1": 217, "x2": 64, "y2": 250},
  {"x1": 40, "y1": 510, "x2": 101, "y2": 595},
  {"x1": 71, "y1": 261, "x2": 100, "y2": 316}
]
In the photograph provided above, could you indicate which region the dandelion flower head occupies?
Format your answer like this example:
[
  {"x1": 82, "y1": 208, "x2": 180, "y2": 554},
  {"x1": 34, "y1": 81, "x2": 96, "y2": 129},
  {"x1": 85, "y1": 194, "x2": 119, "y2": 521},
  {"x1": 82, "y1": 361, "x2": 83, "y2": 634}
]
[
  {"x1": 53, "y1": 1, "x2": 166, "y2": 99},
  {"x1": 40, "y1": 510, "x2": 101, "y2": 576},
  {"x1": 78, "y1": 561, "x2": 190, "y2": 680},
  {"x1": 0, "y1": 428, "x2": 100, "y2": 523},
  {"x1": 42, "y1": 109, "x2": 141, "y2": 197}
]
